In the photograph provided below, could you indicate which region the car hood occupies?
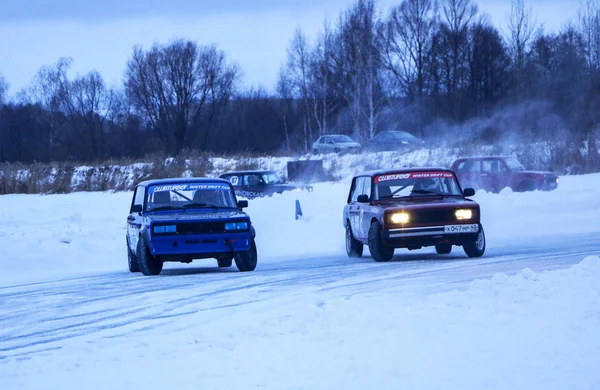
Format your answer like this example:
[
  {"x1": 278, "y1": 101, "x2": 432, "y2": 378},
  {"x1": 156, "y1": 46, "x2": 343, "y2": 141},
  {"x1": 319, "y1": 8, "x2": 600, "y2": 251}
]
[
  {"x1": 374, "y1": 196, "x2": 477, "y2": 211},
  {"x1": 146, "y1": 210, "x2": 248, "y2": 222}
]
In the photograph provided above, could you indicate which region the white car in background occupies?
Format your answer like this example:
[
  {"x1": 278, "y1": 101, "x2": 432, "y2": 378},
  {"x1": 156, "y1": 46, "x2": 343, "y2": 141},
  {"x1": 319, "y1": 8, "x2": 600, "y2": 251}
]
[{"x1": 312, "y1": 134, "x2": 361, "y2": 154}]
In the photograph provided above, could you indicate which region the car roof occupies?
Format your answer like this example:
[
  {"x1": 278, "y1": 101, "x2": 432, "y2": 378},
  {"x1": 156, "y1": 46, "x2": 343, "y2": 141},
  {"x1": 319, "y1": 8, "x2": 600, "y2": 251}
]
[
  {"x1": 356, "y1": 167, "x2": 455, "y2": 177},
  {"x1": 219, "y1": 170, "x2": 276, "y2": 176},
  {"x1": 136, "y1": 177, "x2": 231, "y2": 187}
]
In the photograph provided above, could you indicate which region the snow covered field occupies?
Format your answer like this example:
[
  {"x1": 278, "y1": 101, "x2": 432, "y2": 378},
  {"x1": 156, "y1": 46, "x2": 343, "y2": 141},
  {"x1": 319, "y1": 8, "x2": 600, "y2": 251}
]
[{"x1": 1, "y1": 174, "x2": 600, "y2": 389}]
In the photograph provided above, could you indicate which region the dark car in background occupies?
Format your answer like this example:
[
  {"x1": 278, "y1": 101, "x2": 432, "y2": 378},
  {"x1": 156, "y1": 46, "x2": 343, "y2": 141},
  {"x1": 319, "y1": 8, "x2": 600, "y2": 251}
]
[
  {"x1": 451, "y1": 156, "x2": 560, "y2": 193},
  {"x1": 365, "y1": 130, "x2": 424, "y2": 152},
  {"x1": 219, "y1": 170, "x2": 313, "y2": 199},
  {"x1": 343, "y1": 168, "x2": 485, "y2": 262}
]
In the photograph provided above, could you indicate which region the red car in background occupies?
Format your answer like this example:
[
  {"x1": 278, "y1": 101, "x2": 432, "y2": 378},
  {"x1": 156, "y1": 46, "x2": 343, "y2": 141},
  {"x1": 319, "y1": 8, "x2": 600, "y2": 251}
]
[{"x1": 450, "y1": 156, "x2": 560, "y2": 193}]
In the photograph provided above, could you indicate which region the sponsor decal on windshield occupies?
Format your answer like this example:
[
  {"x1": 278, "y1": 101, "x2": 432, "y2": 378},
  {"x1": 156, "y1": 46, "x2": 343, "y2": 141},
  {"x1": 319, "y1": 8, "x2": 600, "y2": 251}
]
[
  {"x1": 151, "y1": 183, "x2": 231, "y2": 192},
  {"x1": 375, "y1": 172, "x2": 454, "y2": 182}
]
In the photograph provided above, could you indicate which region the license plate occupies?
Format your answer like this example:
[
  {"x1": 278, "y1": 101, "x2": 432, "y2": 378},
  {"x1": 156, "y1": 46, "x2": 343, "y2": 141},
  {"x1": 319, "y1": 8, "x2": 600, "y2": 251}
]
[{"x1": 444, "y1": 224, "x2": 479, "y2": 233}]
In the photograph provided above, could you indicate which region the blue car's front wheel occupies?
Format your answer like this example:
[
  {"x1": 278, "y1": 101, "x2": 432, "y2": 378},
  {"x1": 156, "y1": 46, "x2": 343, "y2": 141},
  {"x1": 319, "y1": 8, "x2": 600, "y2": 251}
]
[
  {"x1": 136, "y1": 235, "x2": 164, "y2": 276},
  {"x1": 234, "y1": 238, "x2": 257, "y2": 272}
]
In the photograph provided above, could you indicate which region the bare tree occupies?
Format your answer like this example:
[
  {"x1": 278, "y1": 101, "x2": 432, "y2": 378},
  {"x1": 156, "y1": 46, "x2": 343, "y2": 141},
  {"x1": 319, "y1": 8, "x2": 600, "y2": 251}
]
[
  {"x1": 309, "y1": 20, "x2": 341, "y2": 137},
  {"x1": 382, "y1": 0, "x2": 439, "y2": 100},
  {"x1": 433, "y1": 0, "x2": 477, "y2": 119},
  {"x1": 339, "y1": 0, "x2": 386, "y2": 142},
  {"x1": 125, "y1": 39, "x2": 239, "y2": 155},
  {"x1": 507, "y1": 0, "x2": 539, "y2": 100},
  {"x1": 275, "y1": 65, "x2": 294, "y2": 152},
  {"x1": 284, "y1": 28, "x2": 314, "y2": 153},
  {"x1": 61, "y1": 71, "x2": 115, "y2": 160},
  {"x1": 0, "y1": 73, "x2": 8, "y2": 106},
  {"x1": 578, "y1": 0, "x2": 600, "y2": 72}
]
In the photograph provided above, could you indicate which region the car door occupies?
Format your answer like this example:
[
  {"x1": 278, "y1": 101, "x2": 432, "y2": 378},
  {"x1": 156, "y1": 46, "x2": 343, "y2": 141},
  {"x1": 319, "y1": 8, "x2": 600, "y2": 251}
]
[
  {"x1": 127, "y1": 185, "x2": 145, "y2": 251},
  {"x1": 243, "y1": 174, "x2": 265, "y2": 198},
  {"x1": 454, "y1": 159, "x2": 478, "y2": 189},
  {"x1": 481, "y1": 158, "x2": 507, "y2": 192},
  {"x1": 358, "y1": 177, "x2": 373, "y2": 240},
  {"x1": 347, "y1": 177, "x2": 364, "y2": 238}
]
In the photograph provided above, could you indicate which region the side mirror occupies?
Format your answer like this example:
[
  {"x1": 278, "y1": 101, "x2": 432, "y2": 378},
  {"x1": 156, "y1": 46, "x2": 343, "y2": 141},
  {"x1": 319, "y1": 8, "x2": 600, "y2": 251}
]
[
  {"x1": 463, "y1": 188, "x2": 475, "y2": 197},
  {"x1": 131, "y1": 204, "x2": 143, "y2": 214},
  {"x1": 357, "y1": 194, "x2": 370, "y2": 203},
  {"x1": 238, "y1": 200, "x2": 248, "y2": 208}
]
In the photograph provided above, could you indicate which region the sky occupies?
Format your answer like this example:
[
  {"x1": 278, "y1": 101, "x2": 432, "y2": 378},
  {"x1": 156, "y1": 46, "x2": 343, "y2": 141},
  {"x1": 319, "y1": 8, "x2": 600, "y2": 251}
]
[{"x1": 0, "y1": 0, "x2": 581, "y2": 97}]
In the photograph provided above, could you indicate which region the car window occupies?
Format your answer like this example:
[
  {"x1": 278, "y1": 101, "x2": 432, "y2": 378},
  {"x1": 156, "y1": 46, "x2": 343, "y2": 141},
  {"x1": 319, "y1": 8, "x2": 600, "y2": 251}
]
[
  {"x1": 132, "y1": 186, "x2": 145, "y2": 211},
  {"x1": 482, "y1": 160, "x2": 505, "y2": 173},
  {"x1": 261, "y1": 172, "x2": 283, "y2": 184},
  {"x1": 374, "y1": 171, "x2": 462, "y2": 199},
  {"x1": 244, "y1": 174, "x2": 262, "y2": 186},
  {"x1": 350, "y1": 177, "x2": 364, "y2": 203},
  {"x1": 504, "y1": 157, "x2": 525, "y2": 171},
  {"x1": 320, "y1": 136, "x2": 328, "y2": 144},
  {"x1": 147, "y1": 182, "x2": 237, "y2": 210},
  {"x1": 362, "y1": 176, "x2": 372, "y2": 199}
]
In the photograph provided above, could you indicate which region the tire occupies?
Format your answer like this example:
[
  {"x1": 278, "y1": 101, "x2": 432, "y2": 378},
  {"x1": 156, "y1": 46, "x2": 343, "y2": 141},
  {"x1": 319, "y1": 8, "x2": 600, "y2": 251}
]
[
  {"x1": 234, "y1": 238, "x2": 258, "y2": 272},
  {"x1": 127, "y1": 237, "x2": 140, "y2": 272},
  {"x1": 516, "y1": 181, "x2": 535, "y2": 192},
  {"x1": 334, "y1": 148, "x2": 340, "y2": 153},
  {"x1": 217, "y1": 257, "x2": 233, "y2": 268},
  {"x1": 136, "y1": 235, "x2": 164, "y2": 275},
  {"x1": 368, "y1": 221, "x2": 394, "y2": 262},
  {"x1": 435, "y1": 243, "x2": 452, "y2": 254},
  {"x1": 463, "y1": 224, "x2": 486, "y2": 258},
  {"x1": 345, "y1": 224, "x2": 363, "y2": 258},
  {"x1": 313, "y1": 149, "x2": 319, "y2": 155}
]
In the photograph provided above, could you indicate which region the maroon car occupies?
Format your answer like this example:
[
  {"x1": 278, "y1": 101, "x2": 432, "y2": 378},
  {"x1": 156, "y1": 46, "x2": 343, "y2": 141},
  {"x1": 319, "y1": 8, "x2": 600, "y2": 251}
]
[
  {"x1": 343, "y1": 168, "x2": 485, "y2": 262},
  {"x1": 451, "y1": 156, "x2": 559, "y2": 193}
]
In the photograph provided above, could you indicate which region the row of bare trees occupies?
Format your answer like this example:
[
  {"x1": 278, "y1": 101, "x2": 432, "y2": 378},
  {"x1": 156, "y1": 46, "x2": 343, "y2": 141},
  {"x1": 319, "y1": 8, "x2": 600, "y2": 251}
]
[{"x1": 1, "y1": 0, "x2": 600, "y2": 164}]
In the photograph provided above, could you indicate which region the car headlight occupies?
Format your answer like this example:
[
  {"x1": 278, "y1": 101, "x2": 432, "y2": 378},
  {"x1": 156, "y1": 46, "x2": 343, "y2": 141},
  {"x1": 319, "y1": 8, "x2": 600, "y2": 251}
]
[
  {"x1": 455, "y1": 209, "x2": 473, "y2": 220},
  {"x1": 153, "y1": 224, "x2": 177, "y2": 233},
  {"x1": 556, "y1": 177, "x2": 560, "y2": 183},
  {"x1": 296, "y1": 187, "x2": 302, "y2": 192},
  {"x1": 225, "y1": 221, "x2": 249, "y2": 231},
  {"x1": 390, "y1": 212, "x2": 409, "y2": 224}
]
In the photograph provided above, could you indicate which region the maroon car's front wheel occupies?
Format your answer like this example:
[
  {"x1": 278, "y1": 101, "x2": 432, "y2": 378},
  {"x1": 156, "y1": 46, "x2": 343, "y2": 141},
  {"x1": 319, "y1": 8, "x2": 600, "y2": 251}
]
[
  {"x1": 463, "y1": 225, "x2": 486, "y2": 258},
  {"x1": 368, "y1": 221, "x2": 394, "y2": 262}
]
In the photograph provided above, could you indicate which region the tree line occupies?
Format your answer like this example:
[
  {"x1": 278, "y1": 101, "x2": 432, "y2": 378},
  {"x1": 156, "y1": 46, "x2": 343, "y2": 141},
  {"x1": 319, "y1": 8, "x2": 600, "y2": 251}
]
[{"x1": 1, "y1": 0, "x2": 599, "y2": 164}]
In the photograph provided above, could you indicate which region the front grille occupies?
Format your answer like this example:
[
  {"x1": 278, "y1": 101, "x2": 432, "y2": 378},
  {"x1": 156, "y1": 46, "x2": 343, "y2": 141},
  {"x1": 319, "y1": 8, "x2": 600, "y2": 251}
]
[
  {"x1": 176, "y1": 222, "x2": 226, "y2": 235},
  {"x1": 410, "y1": 209, "x2": 457, "y2": 224}
]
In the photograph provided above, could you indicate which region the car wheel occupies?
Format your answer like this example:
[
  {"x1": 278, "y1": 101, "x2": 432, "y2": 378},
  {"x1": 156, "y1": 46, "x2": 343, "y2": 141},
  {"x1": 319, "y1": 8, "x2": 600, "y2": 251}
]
[
  {"x1": 463, "y1": 225, "x2": 486, "y2": 258},
  {"x1": 127, "y1": 237, "x2": 140, "y2": 272},
  {"x1": 345, "y1": 224, "x2": 363, "y2": 258},
  {"x1": 516, "y1": 181, "x2": 535, "y2": 192},
  {"x1": 313, "y1": 149, "x2": 318, "y2": 155},
  {"x1": 234, "y1": 238, "x2": 257, "y2": 272},
  {"x1": 217, "y1": 257, "x2": 233, "y2": 268},
  {"x1": 368, "y1": 221, "x2": 394, "y2": 262},
  {"x1": 333, "y1": 148, "x2": 340, "y2": 153},
  {"x1": 435, "y1": 243, "x2": 452, "y2": 255},
  {"x1": 136, "y1": 235, "x2": 164, "y2": 275}
]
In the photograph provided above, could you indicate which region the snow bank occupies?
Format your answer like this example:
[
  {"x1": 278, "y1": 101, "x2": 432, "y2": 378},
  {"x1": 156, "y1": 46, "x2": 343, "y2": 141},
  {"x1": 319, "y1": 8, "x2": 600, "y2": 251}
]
[{"x1": 2, "y1": 256, "x2": 599, "y2": 390}]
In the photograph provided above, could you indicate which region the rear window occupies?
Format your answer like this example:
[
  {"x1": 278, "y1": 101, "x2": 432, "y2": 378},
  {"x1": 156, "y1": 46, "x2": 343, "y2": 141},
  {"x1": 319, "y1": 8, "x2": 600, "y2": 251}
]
[{"x1": 374, "y1": 171, "x2": 462, "y2": 199}]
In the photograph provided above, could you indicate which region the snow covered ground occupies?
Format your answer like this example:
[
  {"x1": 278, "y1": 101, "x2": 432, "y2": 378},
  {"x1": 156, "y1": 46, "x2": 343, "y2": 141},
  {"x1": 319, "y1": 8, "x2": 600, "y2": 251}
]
[{"x1": 1, "y1": 173, "x2": 600, "y2": 389}]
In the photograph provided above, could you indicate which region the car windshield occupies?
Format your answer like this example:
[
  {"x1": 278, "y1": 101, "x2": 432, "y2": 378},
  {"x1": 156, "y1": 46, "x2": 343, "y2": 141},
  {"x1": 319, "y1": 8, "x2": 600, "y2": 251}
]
[
  {"x1": 146, "y1": 182, "x2": 237, "y2": 211},
  {"x1": 330, "y1": 135, "x2": 354, "y2": 143},
  {"x1": 374, "y1": 171, "x2": 462, "y2": 199},
  {"x1": 504, "y1": 157, "x2": 525, "y2": 171},
  {"x1": 261, "y1": 172, "x2": 284, "y2": 184},
  {"x1": 390, "y1": 131, "x2": 417, "y2": 140}
]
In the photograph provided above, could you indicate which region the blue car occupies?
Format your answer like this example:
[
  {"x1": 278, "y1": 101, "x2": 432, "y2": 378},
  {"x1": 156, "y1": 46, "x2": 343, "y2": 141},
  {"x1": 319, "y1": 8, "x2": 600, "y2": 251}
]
[{"x1": 126, "y1": 178, "x2": 257, "y2": 275}]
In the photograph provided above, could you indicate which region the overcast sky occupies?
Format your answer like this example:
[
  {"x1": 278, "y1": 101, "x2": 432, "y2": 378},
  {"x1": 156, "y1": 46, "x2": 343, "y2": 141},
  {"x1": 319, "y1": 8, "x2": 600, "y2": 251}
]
[{"x1": 0, "y1": 0, "x2": 580, "y2": 96}]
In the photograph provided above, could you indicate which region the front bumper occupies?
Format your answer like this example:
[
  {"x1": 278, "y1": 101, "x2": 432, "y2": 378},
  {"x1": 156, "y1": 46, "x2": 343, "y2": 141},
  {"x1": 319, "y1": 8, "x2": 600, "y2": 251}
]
[
  {"x1": 383, "y1": 223, "x2": 480, "y2": 248},
  {"x1": 150, "y1": 232, "x2": 252, "y2": 257}
]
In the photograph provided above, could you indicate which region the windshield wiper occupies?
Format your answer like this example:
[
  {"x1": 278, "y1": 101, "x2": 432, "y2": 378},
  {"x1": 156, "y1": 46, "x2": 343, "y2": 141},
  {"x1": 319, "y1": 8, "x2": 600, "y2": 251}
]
[
  {"x1": 148, "y1": 205, "x2": 184, "y2": 212},
  {"x1": 411, "y1": 190, "x2": 445, "y2": 196},
  {"x1": 378, "y1": 195, "x2": 413, "y2": 200},
  {"x1": 183, "y1": 203, "x2": 220, "y2": 209}
]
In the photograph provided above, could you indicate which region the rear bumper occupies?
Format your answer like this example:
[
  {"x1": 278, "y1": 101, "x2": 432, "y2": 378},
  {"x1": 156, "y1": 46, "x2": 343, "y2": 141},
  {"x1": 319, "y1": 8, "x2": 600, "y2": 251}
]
[
  {"x1": 149, "y1": 232, "x2": 252, "y2": 257},
  {"x1": 383, "y1": 224, "x2": 480, "y2": 248}
]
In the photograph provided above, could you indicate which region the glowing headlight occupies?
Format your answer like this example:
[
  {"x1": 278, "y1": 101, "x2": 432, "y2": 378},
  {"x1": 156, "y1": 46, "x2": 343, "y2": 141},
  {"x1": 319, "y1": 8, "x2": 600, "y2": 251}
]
[
  {"x1": 296, "y1": 187, "x2": 302, "y2": 192},
  {"x1": 390, "y1": 212, "x2": 410, "y2": 224},
  {"x1": 455, "y1": 209, "x2": 473, "y2": 220},
  {"x1": 556, "y1": 177, "x2": 560, "y2": 183}
]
